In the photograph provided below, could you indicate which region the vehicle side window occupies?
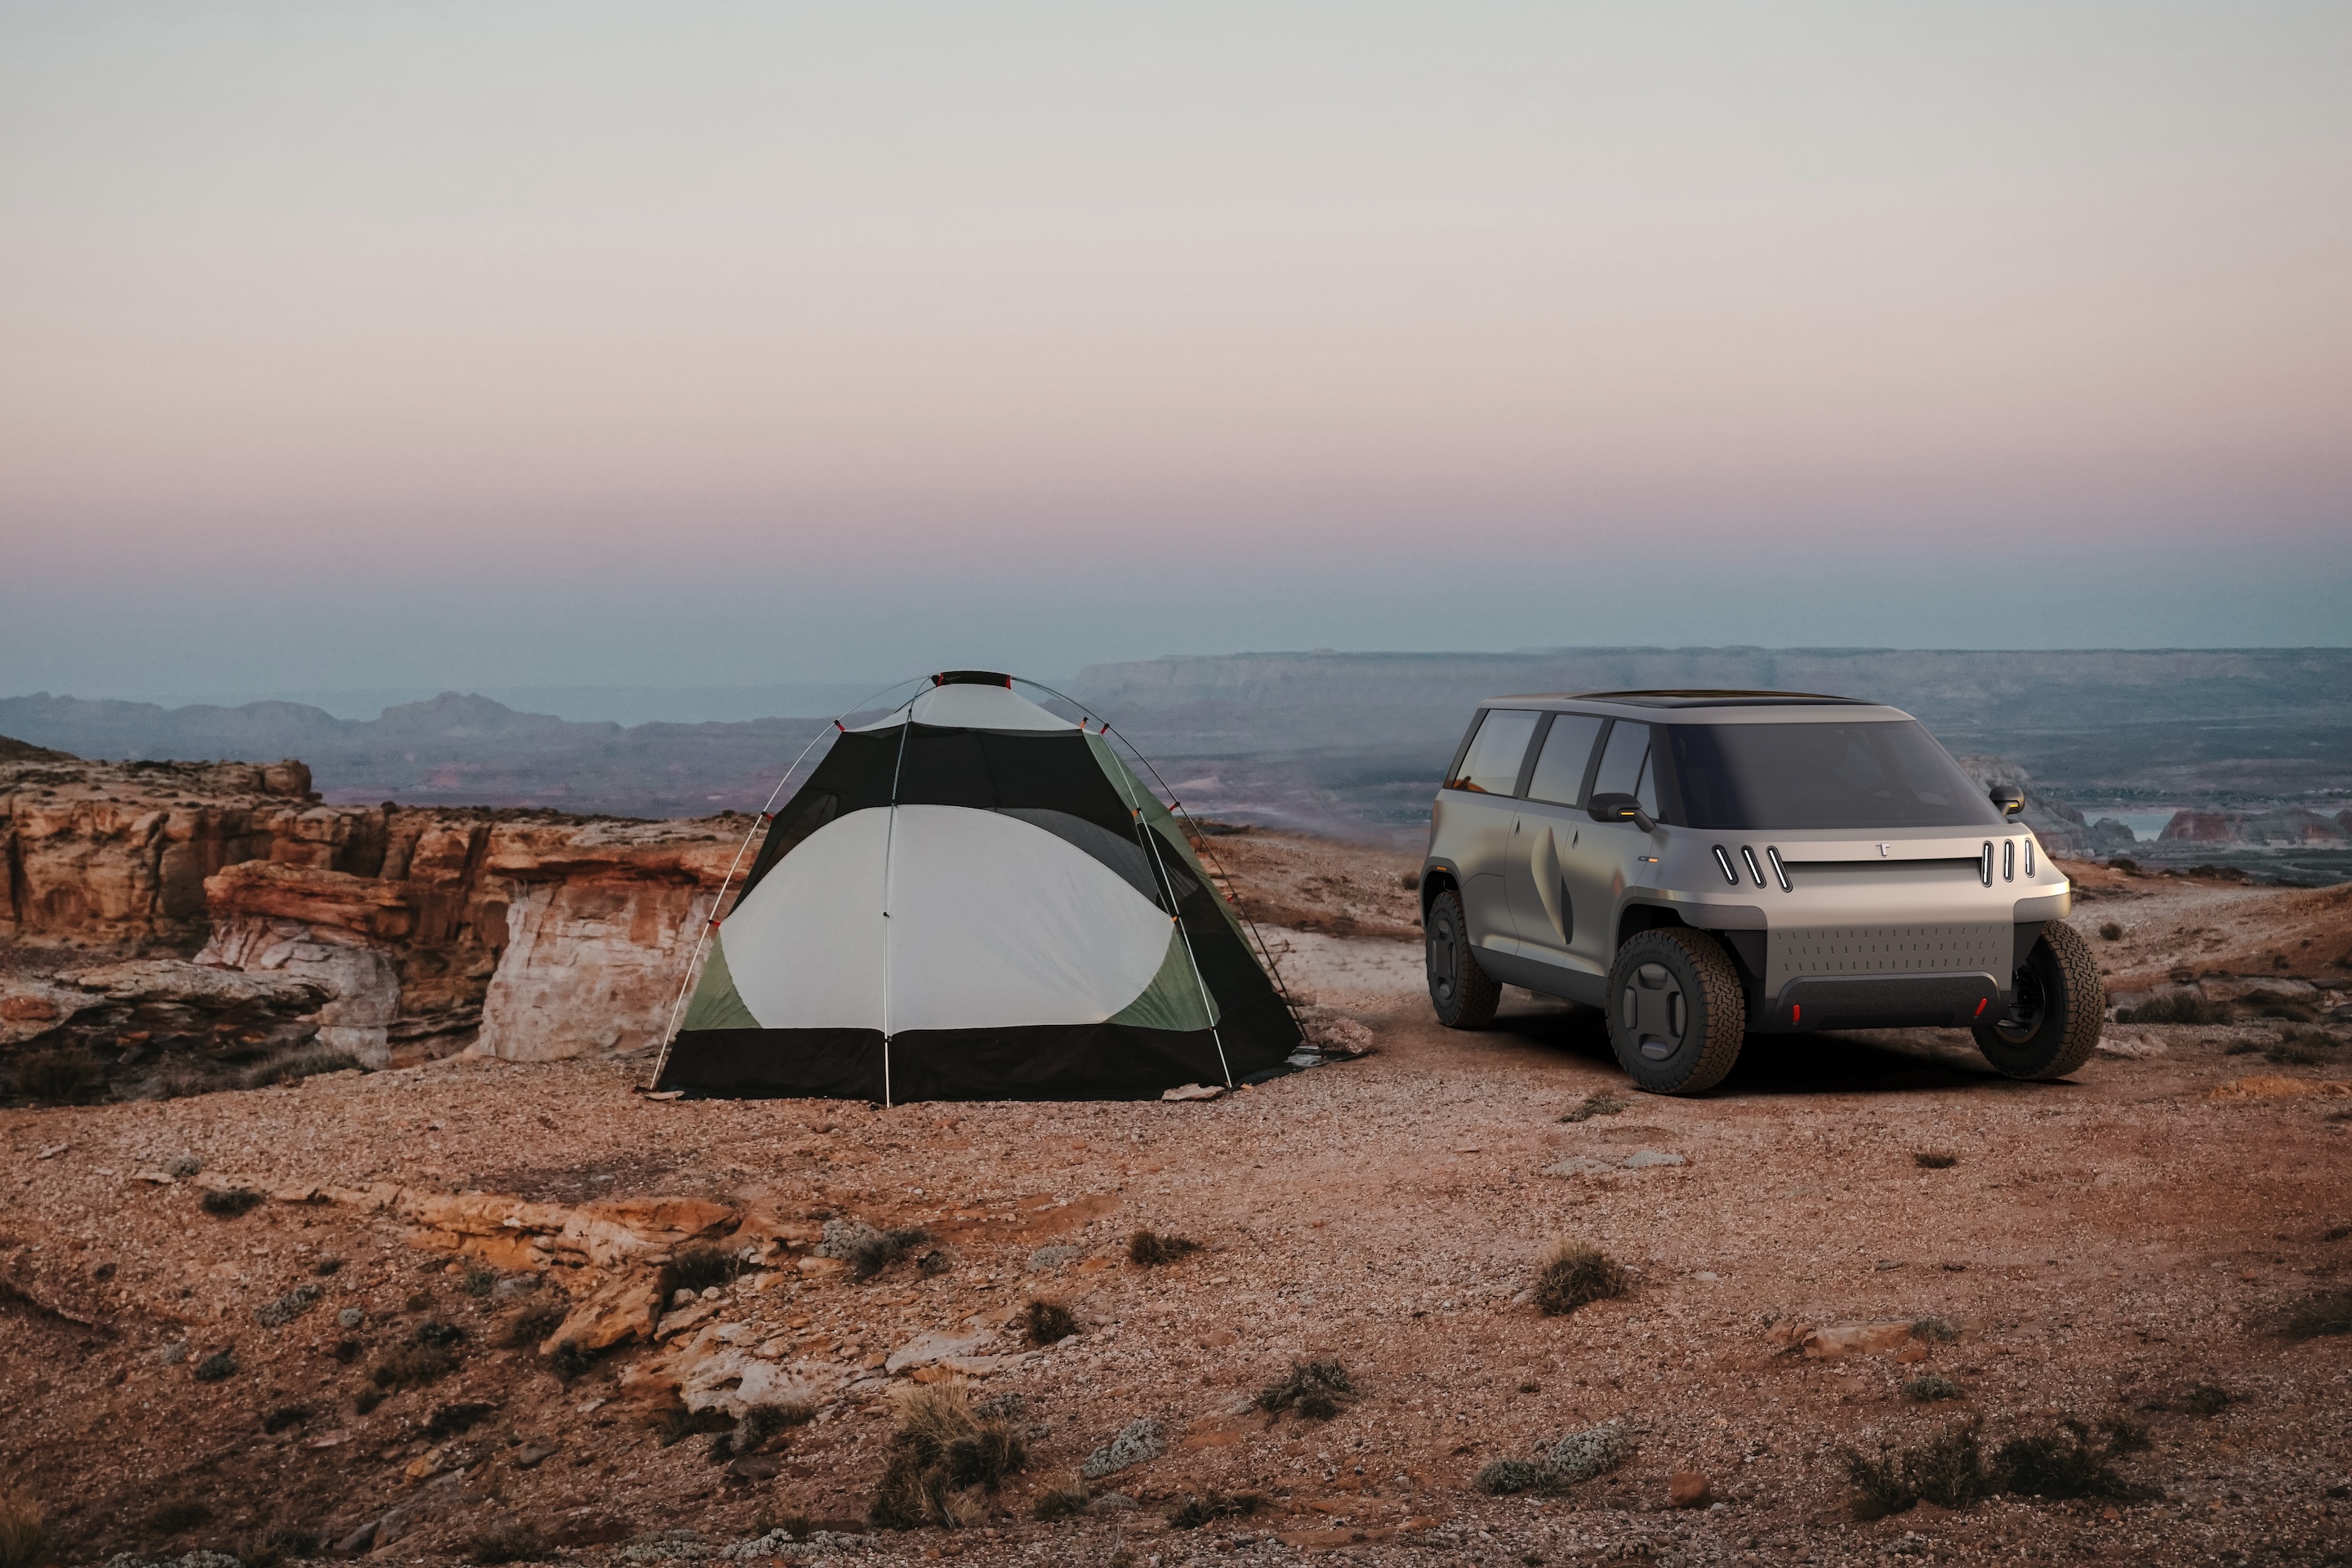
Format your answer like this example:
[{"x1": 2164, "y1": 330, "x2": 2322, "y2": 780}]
[
  {"x1": 1524, "y1": 714, "x2": 1605, "y2": 806},
  {"x1": 1591, "y1": 720, "x2": 1659, "y2": 817},
  {"x1": 1445, "y1": 708, "x2": 1541, "y2": 795}
]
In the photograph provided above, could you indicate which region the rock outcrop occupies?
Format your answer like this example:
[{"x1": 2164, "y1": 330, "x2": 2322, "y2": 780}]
[{"x1": 3, "y1": 751, "x2": 751, "y2": 1073}]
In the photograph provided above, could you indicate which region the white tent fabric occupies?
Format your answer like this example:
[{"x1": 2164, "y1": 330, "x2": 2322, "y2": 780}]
[
  {"x1": 848, "y1": 683, "x2": 1075, "y2": 733},
  {"x1": 717, "y1": 804, "x2": 1174, "y2": 1031}
]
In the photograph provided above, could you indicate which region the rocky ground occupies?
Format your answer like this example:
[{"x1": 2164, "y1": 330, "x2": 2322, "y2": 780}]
[{"x1": 4, "y1": 842, "x2": 2350, "y2": 1568}]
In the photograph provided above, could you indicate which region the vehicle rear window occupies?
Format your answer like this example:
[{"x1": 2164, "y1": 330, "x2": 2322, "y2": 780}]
[
  {"x1": 1525, "y1": 714, "x2": 1605, "y2": 806},
  {"x1": 1666, "y1": 721, "x2": 2002, "y2": 830},
  {"x1": 1446, "y1": 708, "x2": 1541, "y2": 795}
]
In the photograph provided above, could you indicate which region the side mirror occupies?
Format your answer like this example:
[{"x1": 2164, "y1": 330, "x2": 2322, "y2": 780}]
[
  {"x1": 1989, "y1": 786, "x2": 2025, "y2": 819},
  {"x1": 1587, "y1": 791, "x2": 1657, "y2": 833}
]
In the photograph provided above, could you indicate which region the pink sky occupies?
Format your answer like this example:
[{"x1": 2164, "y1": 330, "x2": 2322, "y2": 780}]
[{"x1": 2, "y1": 2, "x2": 2347, "y2": 690}]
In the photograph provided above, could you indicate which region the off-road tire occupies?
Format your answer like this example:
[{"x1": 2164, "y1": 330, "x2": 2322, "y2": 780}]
[
  {"x1": 1972, "y1": 919, "x2": 2103, "y2": 1080},
  {"x1": 1426, "y1": 889, "x2": 1502, "y2": 1029},
  {"x1": 1605, "y1": 927, "x2": 1747, "y2": 1094}
]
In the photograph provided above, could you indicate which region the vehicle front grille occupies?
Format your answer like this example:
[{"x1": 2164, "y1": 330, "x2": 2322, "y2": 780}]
[{"x1": 1767, "y1": 922, "x2": 2011, "y2": 998}]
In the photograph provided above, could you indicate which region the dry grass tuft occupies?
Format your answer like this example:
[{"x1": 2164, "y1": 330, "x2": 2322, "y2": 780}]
[
  {"x1": 191, "y1": 1351, "x2": 237, "y2": 1383},
  {"x1": 1558, "y1": 1090, "x2": 1628, "y2": 1123},
  {"x1": 145, "y1": 1498, "x2": 214, "y2": 1535},
  {"x1": 735, "y1": 1401, "x2": 815, "y2": 1453},
  {"x1": 468, "y1": 1522, "x2": 544, "y2": 1565},
  {"x1": 868, "y1": 1383, "x2": 1027, "y2": 1530},
  {"x1": 1254, "y1": 1358, "x2": 1358, "y2": 1420},
  {"x1": 241, "y1": 1046, "x2": 360, "y2": 1089},
  {"x1": 0, "y1": 1492, "x2": 45, "y2": 1568},
  {"x1": 1532, "y1": 1239, "x2": 1629, "y2": 1316},
  {"x1": 1019, "y1": 1298, "x2": 1080, "y2": 1347},
  {"x1": 1902, "y1": 1375, "x2": 1963, "y2": 1403},
  {"x1": 2098, "y1": 921, "x2": 2124, "y2": 941},
  {"x1": 427, "y1": 1401, "x2": 497, "y2": 1439},
  {"x1": 662, "y1": 1245, "x2": 745, "y2": 1297},
  {"x1": 2283, "y1": 1288, "x2": 2352, "y2": 1339},
  {"x1": 200, "y1": 1187, "x2": 262, "y2": 1218},
  {"x1": 1845, "y1": 1415, "x2": 2150, "y2": 1519},
  {"x1": 1128, "y1": 1230, "x2": 1203, "y2": 1267},
  {"x1": 372, "y1": 1342, "x2": 457, "y2": 1390},
  {"x1": 1913, "y1": 1151, "x2": 1958, "y2": 1169},
  {"x1": 1031, "y1": 1485, "x2": 1092, "y2": 1522},
  {"x1": 2118, "y1": 991, "x2": 2231, "y2": 1026},
  {"x1": 1169, "y1": 1492, "x2": 1267, "y2": 1529},
  {"x1": 506, "y1": 1303, "x2": 566, "y2": 1348}
]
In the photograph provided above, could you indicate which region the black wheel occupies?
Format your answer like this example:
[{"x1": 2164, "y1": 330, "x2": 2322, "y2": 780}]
[
  {"x1": 1605, "y1": 928, "x2": 1747, "y2": 1094},
  {"x1": 1425, "y1": 888, "x2": 1502, "y2": 1029},
  {"x1": 1972, "y1": 920, "x2": 2102, "y2": 1080}
]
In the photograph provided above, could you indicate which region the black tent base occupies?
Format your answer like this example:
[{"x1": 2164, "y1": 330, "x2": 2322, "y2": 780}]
[{"x1": 655, "y1": 1021, "x2": 1296, "y2": 1102}]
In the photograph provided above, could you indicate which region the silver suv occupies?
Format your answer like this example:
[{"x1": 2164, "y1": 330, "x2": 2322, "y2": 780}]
[{"x1": 1420, "y1": 690, "x2": 2100, "y2": 1094}]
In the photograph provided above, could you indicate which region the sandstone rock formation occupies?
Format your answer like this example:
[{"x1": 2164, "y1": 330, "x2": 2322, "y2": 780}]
[{"x1": 3, "y1": 750, "x2": 750, "y2": 1075}]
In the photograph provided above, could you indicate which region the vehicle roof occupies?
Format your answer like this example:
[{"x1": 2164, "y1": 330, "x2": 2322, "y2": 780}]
[{"x1": 1477, "y1": 688, "x2": 1918, "y2": 724}]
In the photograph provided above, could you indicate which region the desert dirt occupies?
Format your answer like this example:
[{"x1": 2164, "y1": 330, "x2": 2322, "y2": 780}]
[{"x1": 5, "y1": 835, "x2": 2351, "y2": 1568}]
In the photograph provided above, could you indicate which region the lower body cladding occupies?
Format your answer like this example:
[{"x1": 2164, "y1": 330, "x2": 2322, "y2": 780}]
[{"x1": 1713, "y1": 919, "x2": 2042, "y2": 1034}]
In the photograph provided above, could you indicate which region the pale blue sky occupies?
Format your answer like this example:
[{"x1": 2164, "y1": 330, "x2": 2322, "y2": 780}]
[{"x1": 2, "y1": 2, "x2": 2347, "y2": 696}]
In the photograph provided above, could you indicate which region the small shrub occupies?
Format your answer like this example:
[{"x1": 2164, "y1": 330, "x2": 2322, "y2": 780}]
[
  {"x1": 241, "y1": 1047, "x2": 361, "y2": 1089},
  {"x1": 1031, "y1": 1486, "x2": 1091, "y2": 1522},
  {"x1": 192, "y1": 1352, "x2": 237, "y2": 1383},
  {"x1": 1254, "y1": 1358, "x2": 1357, "y2": 1420},
  {"x1": 1913, "y1": 1152, "x2": 1958, "y2": 1169},
  {"x1": 201, "y1": 1187, "x2": 263, "y2": 1218},
  {"x1": 462, "y1": 1267, "x2": 498, "y2": 1298},
  {"x1": 261, "y1": 1403, "x2": 314, "y2": 1433},
  {"x1": 2283, "y1": 1289, "x2": 2352, "y2": 1339},
  {"x1": 11, "y1": 1049, "x2": 106, "y2": 1105},
  {"x1": 146, "y1": 1498, "x2": 214, "y2": 1534},
  {"x1": 469, "y1": 1522, "x2": 544, "y2": 1565},
  {"x1": 2098, "y1": 921, "x2": 2123, "y2": 942},
  {"x1": 868, "y1": 1383, "x2": 1027, "y2": 1530},
  {"x1": 2118, "y1": 991, "x2": 2231, "y2": 1026},
  {"x1": 414, "y1": 1318, "x2": 466, "y2": 1348},
  {"x1": 751, "y1": 1512, "x2": 813, "y2": 1542},
  {"x1": 1992, "y1": 1421, "x2": 2136, "y2": 1499},
  {"x1": 1128, "y1": 1230, "x2": 1203, "y2": 1267},
  {"x1": 403, "y1": 1290, "x2": 434, "y2": 1312},
  {"x1": 2224, "y1": 1040, "x2": 2261, "y2": 1056},
  {"x1": 2327, "y1": 1223, "x2": 2350, "y2": 1241},
  {"x1": 1903, "y1": 1375, "x2": 1963, "y2": 1403},
  {"x1": 735, "y1": 1401, "x2": 815, "y2": 1453},
  {"x1": 332, "y1": 1339, "x2": 362, "y2": 1364},
  {"x1": 1912, "y1": 1316, "x2": 1960, "y2": 1343},
  {"x1": 1019, "y1": 1298, "x2": 1079, "y2": 1347},
  {"x1": 1169, "y1": 1492, "x2": 1266, "y2": 1528},
  {"x1": 2180, "y1": 1383, "x2": 2233, "y2": 1415},
  {"x1": 549, "y1": 1339, "x2": 593, "y2": 1383},
  {"x1": 506, "y1": 1303, "x2": 566, "y2": 1348},
  {"x1": 1545, "y1": 1421, "x2": 1633, "y2": 1482},
  {"x1": 1845, "y1": 1419, "x2": 1990, "y2": 1521},
  {"x1": 1532, "y1": 1239, "x2": 1628, "y2": 1317},
  {"x1": 164, "y1": 1154, "x2": 202, "y2": 1179},
  {"x1": 1558, "y1": 1090, "x2": 1627, "y2": 1123},
  {"x1": 1474, "y1": 1459, "x2": 1552, "y2": 1496},
  {"x1": 372, "y1": 1343, "x2": 457, "y2": 1389},
  {"x1": 844, "y1": 1227, "x2": 932, "y2": 1282},
  {"x1": 0, "y1": 1489, "x2": 47, "y2": 1568},
  {"x1": 312, "y1": 1256, "x2": 343, "y2": 1276},
  {"x1": 428, "y1": 1401, "x2": 497, "y2": 1438},
  {"x1": 353, "y1": 1388, "x2": 384, "y2": 1415},
  {"x1": 662, "y1": 1245, "x2": 744, "y2": 1298},
  {"x1": 657, "y1": 1404, "x2": 735, "y2": 1448}
]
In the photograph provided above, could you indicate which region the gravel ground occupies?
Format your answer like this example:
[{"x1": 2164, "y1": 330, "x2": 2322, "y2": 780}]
[{"x1": 4, "y1": 849, "x2": 2350, "y2": 1568}]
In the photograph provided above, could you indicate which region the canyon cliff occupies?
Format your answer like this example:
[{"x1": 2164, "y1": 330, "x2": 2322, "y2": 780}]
[{"x1": 2, "y1": 748, "x2": 744, "y2": 1072}]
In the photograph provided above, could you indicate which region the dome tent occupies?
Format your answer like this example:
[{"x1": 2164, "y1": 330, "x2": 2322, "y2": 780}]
[{"x1": 652, "y1": 671, "x2": 1303, "y2": 1101}]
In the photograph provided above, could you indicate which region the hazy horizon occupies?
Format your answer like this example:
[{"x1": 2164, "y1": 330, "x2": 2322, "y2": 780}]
[{"x1": 5, "y1": 2, "x2": 2349, "y2": 693}]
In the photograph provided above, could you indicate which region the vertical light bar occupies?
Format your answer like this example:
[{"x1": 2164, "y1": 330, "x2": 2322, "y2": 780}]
[
  {"x1": 1712, "y1": 846, "x2": 1740, "y2": 885},
  {"x1": 1740, "y1": 846, "x2": 1766, "y2": 887},
  {"x1": 2003, "y1": 840, "x2": 2016, "y2": 881},
  {"x1": 1765, "y1": 845, "x2": 1792, "y2": 891},
  {"x1": 1980, "y1": 842, "x2": 1994, "y2": 887},
  {"x1": 2025, "y1": 838, "x2": 2035, "y2": 877}
]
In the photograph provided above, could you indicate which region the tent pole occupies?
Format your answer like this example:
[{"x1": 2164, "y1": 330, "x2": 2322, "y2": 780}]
[
  {"x1": 645, "y1": 675, "x2": 929, "y2": 1091},
  {"x1": 877, "y1": 690, "x2": 919, "y2": 1109}
]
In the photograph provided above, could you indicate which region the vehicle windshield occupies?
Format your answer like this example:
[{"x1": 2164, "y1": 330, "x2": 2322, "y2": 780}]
[{"x1": 1666, "y1": 720, "x2": 2002, "y2": 831}]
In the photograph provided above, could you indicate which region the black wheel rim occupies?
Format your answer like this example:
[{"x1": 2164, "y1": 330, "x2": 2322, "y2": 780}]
[
  {"x1": 1429, "y1": 909, "x2": 1459, "y2": 1005},
  {"x1": 1620, "y1": 961, "x2": 1687, "y2": 1061},
  {"x1": 1991, "y1": 959, "x2": 2048, "y2": 1045}
]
